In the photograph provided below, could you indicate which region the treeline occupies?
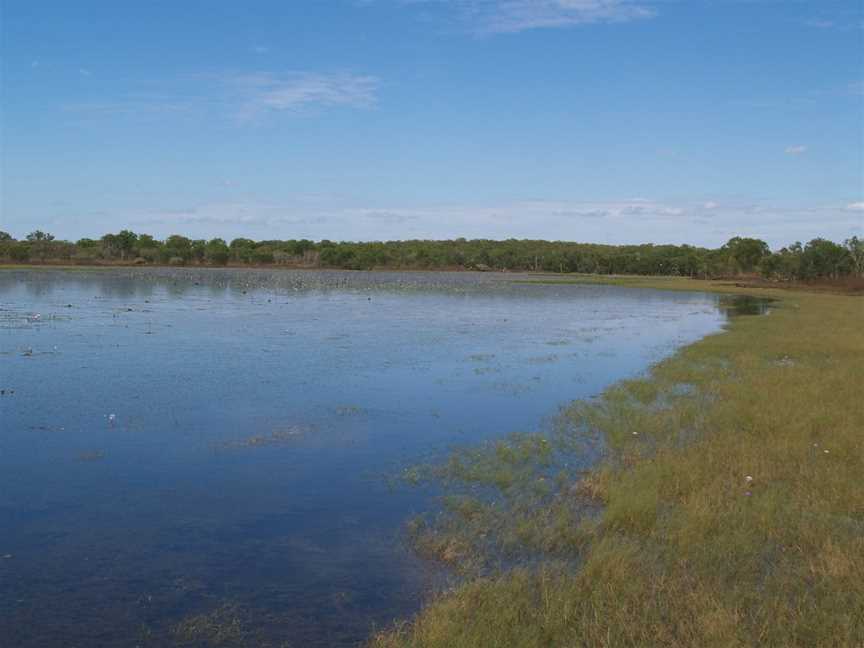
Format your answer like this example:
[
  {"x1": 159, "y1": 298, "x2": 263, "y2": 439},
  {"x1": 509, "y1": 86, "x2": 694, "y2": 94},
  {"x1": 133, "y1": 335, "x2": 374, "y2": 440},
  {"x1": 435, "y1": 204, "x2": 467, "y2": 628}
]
[{"x1": 1, "y1": 229, "x2": 862, "y2": 281}]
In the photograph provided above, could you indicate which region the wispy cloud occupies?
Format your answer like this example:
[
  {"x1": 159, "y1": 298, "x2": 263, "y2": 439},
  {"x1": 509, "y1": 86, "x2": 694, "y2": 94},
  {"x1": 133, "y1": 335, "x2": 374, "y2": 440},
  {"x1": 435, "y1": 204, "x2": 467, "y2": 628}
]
[
  {"x1": 784, "y1": 145, "x2": 807, "y2": 155},
  {"x1": 64, "y1": 98, "x2": 195, "y2": 118},
  {"x1": 228, "y1": 72, "x2": 380, "y2": 121},
  {"x1": 393, "y1": 0, "x2": 655, "y2": 34},
  {"x1": 462, "y1": 0, "x2": 656, "y2": 34},
  {"x1": 63, "y1": 70, "x2": 380, "y2": 123},
  {"x1": 804, "y1": 19, "x2": 834, "y2": 29},
  {"x1": 78, "y1": 196, "x2": 863, "y2": 247}
]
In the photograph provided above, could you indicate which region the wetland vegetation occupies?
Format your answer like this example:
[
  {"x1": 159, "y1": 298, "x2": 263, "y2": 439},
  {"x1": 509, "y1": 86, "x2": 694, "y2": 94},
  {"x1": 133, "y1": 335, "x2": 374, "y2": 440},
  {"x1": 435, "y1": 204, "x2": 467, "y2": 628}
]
[
  {"x1": 1, "y1": 267, "x2": 736, "y2": 647},
  {"x1": 2, "y1": 268, "x2": 860, "y2": 646},
  {"x1": 371, "y1": 276, "x2": 864, "y2": 648}
]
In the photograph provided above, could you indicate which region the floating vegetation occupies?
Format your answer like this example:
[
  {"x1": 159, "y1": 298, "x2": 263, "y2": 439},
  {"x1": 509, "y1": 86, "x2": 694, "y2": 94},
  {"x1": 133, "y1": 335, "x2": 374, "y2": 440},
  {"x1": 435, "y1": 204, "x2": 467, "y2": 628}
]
[
  {"x1": 397, "y1": 427, "x2": 604, "y2": 576},
  {"x1": 527, "y1": 354, "x2": 558, "y2": 364},
  {"x1": 171, "y1": 602, "x2": 247, "y2": 646},
  {"x1": 334, "y1": 405, "x2": 366, "y2": 417},
  {"x1": 490, "y1": 381, "x2": 533, "y2": 395},
  {"x1": 215, "y1": 424, "x2": 314, "y2": 450},
  {"x1": 28, "y1": 424, "x2": 64, "y2": 432},
  {"x1": 77, "y1": 450, "x2": 106, "y2": 462},
  {"x1": 473, "y1": 366, "x2": 501, "y2": 375}
]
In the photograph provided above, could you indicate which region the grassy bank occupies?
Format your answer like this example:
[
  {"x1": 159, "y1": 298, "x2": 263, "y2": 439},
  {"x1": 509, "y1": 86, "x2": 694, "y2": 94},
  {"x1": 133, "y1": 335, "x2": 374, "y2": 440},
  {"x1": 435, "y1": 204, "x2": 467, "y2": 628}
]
[{"x1": 373, "y1": 277, "x2": 864, "y2": 647}]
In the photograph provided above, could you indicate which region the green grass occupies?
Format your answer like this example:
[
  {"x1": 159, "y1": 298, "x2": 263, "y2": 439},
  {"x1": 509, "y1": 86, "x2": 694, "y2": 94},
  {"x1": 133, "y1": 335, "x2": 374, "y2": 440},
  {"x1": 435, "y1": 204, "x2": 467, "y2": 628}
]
[{"x1": 373, "y1": 277, "x2": 864, "y2": 647}]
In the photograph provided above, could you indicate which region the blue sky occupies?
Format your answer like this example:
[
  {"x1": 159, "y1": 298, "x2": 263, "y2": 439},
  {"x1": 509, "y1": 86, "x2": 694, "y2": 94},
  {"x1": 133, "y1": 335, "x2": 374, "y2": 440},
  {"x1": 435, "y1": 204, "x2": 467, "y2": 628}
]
[{"x1": 1, "y1": 0, "x2": 862, "y2": 247}]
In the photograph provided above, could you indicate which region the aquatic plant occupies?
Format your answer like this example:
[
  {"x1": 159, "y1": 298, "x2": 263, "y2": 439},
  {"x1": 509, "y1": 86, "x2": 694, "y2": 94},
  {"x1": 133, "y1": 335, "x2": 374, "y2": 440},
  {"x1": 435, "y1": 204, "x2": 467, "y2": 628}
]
[{"x1": 373, "y1": 278, "x2": 864, "y2": 648}]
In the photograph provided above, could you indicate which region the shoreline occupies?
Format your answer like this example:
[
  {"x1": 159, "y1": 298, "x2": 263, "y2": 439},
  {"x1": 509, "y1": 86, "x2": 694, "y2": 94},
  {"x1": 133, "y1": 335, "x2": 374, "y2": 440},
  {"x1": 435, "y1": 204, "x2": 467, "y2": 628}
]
[
  {"x1": 4, "y1": 264, "x2": 857, "y2": 296},
  {"x1": 371, "y1": 277, "x2": 864, "y2": 647}
]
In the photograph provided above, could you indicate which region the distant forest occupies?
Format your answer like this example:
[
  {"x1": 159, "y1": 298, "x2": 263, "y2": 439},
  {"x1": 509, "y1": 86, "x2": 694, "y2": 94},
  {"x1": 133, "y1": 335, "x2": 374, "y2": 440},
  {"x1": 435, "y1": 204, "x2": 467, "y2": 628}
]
[{"x1": 2, "y1": 230, "x2": 862, "y2": 281}]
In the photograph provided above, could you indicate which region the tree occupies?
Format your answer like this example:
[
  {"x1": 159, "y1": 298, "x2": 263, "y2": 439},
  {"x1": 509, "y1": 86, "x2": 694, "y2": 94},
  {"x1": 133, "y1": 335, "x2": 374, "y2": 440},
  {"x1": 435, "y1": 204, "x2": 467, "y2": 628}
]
[
  {"x1": 137, "y1": 233, "x2": 157, "y2": 248},
  {"x1": 205, "y1": 238, "x2": 230, "y2": 265},
  {"x1": 25, "y1": 231, "x2": 58, "y2": 261},
  {"x1": 164, "y1": 235, "x2": 193, "y2": 262},
  {"x1": 26, "y1": 230, "x2": 54, "y2": 242},
  {"x1": 229, "y1": 238, "x2": 256, "y2": 263},
  {"x1": 722, "y1": 237, "x2": 769, "y2": 274},
  {"x1": 844, "y1": 236, "x2": 864, "y2": 277},
  {"x1": 191, "y1": 239, "x2": 207, "y2": 263},
  {"x1": 801, "y1": 238, "x2": 849, "y2": 279},
  {"x1": 0, "y1": 231, "x2": 12, "y2": 242},
  {"x1": 115, "y1": 230, "x2": 138, "y2": 260},
  {"x1": 135, "y1": 234, "x2": 161, "y2": 262},
  {"x1": 9, "y1": 243, "x2": 31, "y2": 262}
]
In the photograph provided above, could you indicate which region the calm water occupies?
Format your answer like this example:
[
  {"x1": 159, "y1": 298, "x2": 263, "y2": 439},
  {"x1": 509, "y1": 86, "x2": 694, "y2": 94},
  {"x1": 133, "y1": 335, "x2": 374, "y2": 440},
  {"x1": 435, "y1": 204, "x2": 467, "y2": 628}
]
[{"x1": 1, "y1": 269, "x2": 736, "y2": 647}]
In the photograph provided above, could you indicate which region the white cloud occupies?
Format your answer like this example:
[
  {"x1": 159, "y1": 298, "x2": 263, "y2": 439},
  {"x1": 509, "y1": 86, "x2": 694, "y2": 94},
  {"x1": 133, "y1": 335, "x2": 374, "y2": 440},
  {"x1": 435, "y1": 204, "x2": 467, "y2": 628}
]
[
  {"x1": 63, "y1": 71, "x2": 380, "y2": 123},
  {"x1": 396, "y1": 0, "x2": 655, "y2": 34},
  {"x1": 54, "y1": 196, "x2": 864, "y2": 248},
  {"x1": 702, "y1": 201, "x2": 719, "y2": 210},
  {"x1": 478, "y1": 0, "x2": 655, "y2": 33},
  {"x1": 784, "y1": 145, "x2": 807, "y2": 155},
  {"x1": 363, "y1": 211, "x2": 418, "y2": 223},
  {"x1": 804, "y1": 19, "x2": 834, "y2": 29},
  {"x1": 64, "y1": 99, "x2": 195, "y2": 118},
  {"x1": 230, "y1": 72, "x2": 380, "y2": 121}
]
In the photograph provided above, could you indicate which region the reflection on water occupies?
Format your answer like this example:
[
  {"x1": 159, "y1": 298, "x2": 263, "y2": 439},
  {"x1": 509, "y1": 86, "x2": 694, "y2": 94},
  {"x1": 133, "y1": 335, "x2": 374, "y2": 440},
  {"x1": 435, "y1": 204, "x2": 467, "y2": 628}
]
[
  {"x1": 719, "y1": 294, "x2": 774, "y2": 316},
  {"x1": 1, "y1": 269, "x2": 741, "y2": 647}
]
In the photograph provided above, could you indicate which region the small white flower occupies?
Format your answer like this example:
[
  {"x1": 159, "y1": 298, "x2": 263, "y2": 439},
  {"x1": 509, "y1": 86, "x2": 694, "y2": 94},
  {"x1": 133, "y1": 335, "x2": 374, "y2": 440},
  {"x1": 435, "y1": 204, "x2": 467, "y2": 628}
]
[{"x1": 745, "y1": 475, "x2": 753, "y2": 482}]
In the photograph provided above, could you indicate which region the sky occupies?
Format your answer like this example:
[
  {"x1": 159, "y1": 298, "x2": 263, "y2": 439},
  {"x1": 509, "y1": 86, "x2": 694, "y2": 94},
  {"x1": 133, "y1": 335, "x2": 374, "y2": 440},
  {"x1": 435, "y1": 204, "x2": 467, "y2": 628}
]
[{"x1": 1, "y1": 0, "x2": 862, "y2": 248}]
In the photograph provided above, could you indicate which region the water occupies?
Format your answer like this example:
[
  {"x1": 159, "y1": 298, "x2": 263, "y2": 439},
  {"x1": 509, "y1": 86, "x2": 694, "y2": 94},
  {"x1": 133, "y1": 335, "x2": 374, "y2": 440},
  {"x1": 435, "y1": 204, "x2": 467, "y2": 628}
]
[{"x1": 1, "y1": 269, "x2": 737, "y2": 647}]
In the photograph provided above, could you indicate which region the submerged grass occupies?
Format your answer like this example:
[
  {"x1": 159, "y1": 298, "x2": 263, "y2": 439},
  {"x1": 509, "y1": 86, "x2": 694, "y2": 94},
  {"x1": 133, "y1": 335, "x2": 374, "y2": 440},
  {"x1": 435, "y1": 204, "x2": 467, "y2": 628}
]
[{"x1": 373, "y1": 277, "x2": 864, "y2": 647}]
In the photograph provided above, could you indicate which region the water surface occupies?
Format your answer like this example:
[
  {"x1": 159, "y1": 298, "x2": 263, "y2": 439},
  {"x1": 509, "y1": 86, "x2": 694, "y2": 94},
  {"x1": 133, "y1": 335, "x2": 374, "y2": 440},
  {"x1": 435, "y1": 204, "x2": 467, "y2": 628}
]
[{"x1": 1, "y1": 268, "x2": 735, "y2": 646}]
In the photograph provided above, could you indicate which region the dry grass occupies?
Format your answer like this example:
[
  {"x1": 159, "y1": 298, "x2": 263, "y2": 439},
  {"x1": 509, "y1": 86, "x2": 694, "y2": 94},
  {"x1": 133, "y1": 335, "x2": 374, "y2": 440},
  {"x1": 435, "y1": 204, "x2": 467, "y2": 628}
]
[{"x1": 372, "y1": 278, "x2": 864, "y2": 647}]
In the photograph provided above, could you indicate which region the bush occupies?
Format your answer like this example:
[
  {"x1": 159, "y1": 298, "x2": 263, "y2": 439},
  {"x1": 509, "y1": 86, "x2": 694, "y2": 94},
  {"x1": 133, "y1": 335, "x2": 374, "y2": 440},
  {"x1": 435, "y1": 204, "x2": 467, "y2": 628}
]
[{"x1": 9, "y1": 244, "x2": 31, "y2": 262}]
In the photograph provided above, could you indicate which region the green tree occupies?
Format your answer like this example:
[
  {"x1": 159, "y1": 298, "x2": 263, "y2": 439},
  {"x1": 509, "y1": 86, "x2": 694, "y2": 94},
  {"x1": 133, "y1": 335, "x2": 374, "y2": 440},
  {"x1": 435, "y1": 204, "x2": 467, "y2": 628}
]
[
  {"x1": 26, "y1": 230, "x2": 54, "y2": 242},
  {"x1": 722, "y1": 237, "x2": 769, "y2": 274},
  {"x1": 801, "y1": 238, "x2": 849, "y2": 279},
  {"x1": 135, "y1": 234, "x2": 161, "y2": 262},
  {"x1": 115, "y1": 230, "x2": 138, "y2": 260},
  {"x1": 164, "y1": 235, "x2": 193, "y2": 262},
  {"x1": 26, "y1": 231, "x2": 57, "y2": 261},
  {"x1": 9, "y1": 243, "x2": 31, "y2": 262},
  {"x1": 191, "y1": 239, "x2": 207, "y2": 263},
  {"x1": 205, "y1": 238, "x2": 230, "y2": 265},
  {"x1": 843, "y1": 236, "x2": 864, "y2": 277},
  {"x1": 229, "y1": 238, "x2": 256, "y2": 263}
]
